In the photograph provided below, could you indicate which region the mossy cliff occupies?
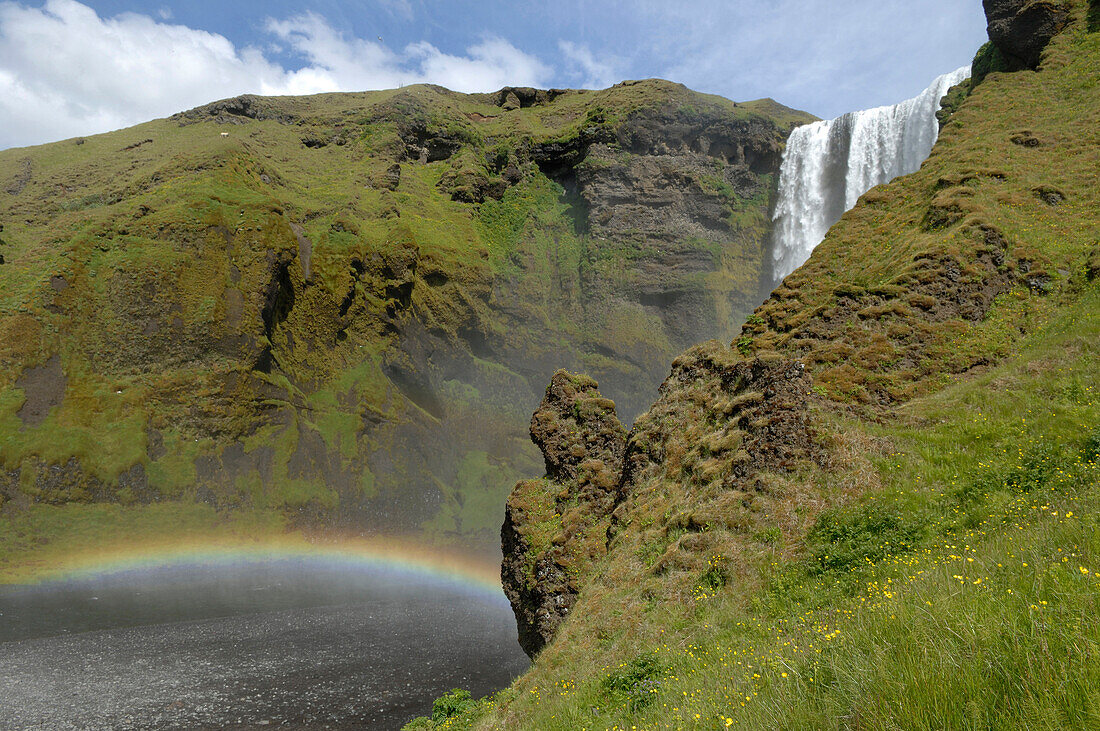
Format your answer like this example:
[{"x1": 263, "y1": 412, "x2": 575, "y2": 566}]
[
  {"x1": 486, "y1": 2, "x2": 1100, "y2": 728},
  {"x1": 0, "y1": 80, "x2": 812, "y2": 545},
  {"x1": 501, "y1": 370, "x2": 627, "y2": 656}
]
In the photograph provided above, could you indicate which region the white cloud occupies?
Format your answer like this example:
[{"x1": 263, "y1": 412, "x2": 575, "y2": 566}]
[
  {"x1": 265, "y1": 13, "x2": 551, "y2": 95},
  {"x1": 0, "y1": 0, "x2": 552, "y2": 150},
  {"x1": 558, "y1": 40, "x2": 619, "y2": 89},
  {"x1": 411, "y1": 37, "x2": 552, "y2": 92},
  {"x1": 264, "y1": 12, "x2": 401, "y2": 93}
]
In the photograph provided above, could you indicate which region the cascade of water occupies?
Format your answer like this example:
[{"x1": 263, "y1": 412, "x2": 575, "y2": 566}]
[{"x1": 770, "y1": 66, "x2": 971, "y2": 280}]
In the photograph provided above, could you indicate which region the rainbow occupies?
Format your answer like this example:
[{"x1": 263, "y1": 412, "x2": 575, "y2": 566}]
[{"x1": 8, "y1": 536, "x2": 509, "y2": 603}]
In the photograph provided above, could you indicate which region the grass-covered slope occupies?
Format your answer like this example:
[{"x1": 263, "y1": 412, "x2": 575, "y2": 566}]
[
  {"x1": 477, "y1": 283, "x2": 1099, "y2": 731},
  {"x1": 423, "y1": 2, "x2": 1100, "y2": 728},
  {"x1": 0, "y1": 80, "x2": 812, "y2": 552}
]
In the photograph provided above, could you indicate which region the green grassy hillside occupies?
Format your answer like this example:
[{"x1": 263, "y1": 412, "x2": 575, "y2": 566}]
[
  {"x1": 0, "y1": 80, "x2": 812, "y2": 556},
  {"x1": 470, "y1": 288, "x2": 1100, "y2": 730},
  {"x1": 415, "y1": 2, "x2": 1100, "y2": 728}
]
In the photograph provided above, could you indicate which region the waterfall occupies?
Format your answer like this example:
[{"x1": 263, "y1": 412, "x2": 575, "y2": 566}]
[{"x1": 770, "y1": 66, "x2": 971, "y2": 280}]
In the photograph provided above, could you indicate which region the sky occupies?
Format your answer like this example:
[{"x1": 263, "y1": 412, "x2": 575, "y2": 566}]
[{"x1": 0, "y1": 0, "x2": 989, "y2": 150}]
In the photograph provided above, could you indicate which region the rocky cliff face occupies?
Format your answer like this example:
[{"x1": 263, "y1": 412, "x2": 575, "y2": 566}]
[
  {"x1": 499, "y1": 0, "x2": 1100, "y2": 662},
  {"x1": 0, "y1": 81, "x2": 813, "y2": 542},
  {"x1": 501, "y1": 346, "x2": 821, "y2": 656},
  {"x1": 571, "y1": 107, "x2": 784, "y2": 363},
  {"x1": 984, "y1": 0, "x2": 1071, "y2": 69},
  {"x1": 500, "y1": 370, "x2": 626, "y2": 656}
]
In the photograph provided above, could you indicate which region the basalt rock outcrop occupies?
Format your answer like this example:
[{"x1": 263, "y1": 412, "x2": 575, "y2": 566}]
[
  {"x1": 616, "y1": 347, "x2": 818, "y2": 505},
  {"x1": 983, "y1": 0, "x2": 1071, "y2": 69},
  {"x1": 740, "y1": 217, "x2": 1051, "y2": 408},
  {"x1": 501, "y1": 348, "x2": 821, "y2": 655},
  {"x1": 501, "y1": 371, "x2": 626, "y2": 656}
]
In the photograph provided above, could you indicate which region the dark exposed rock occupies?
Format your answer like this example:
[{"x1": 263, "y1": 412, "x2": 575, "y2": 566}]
[
  {"x1": 1011, "y1": 130, "x2": 1043, "y2": 147},
  {"x1": 501, "y1": 164, "x2": 523, "y2": 186},
  {"x1": 399, "y1": 121, "x2": 463, "y2": 163},
  {"x1": 501, "y1": 371, "x2": 626, "y2": 657},
  {"x1": 121, "y1": 139, "x2": 152, "y2": 152},
  {"x1": 501, "y1": 355, "x2": 821, "y2": 655},
  {"x1": 524, "y1": 101, "x2": 793, "y2": 377},
  {"x1": 174, "y1": 95, "x2": 298, "y2": 125},
  {"x1": 574, "y1": 144, "x2": 763, "y2": 348},
  {"x1": 492, "y1": 87, "x2": 567, "y2": 109},
  {"x1": 147, "y1": 428, "x2": 166, "y2": 460},
  {"x1": 256, "y1": 256, "x2": 296, "y2": 374},
  {"x1": 1033, "y1": 185, "x2": 1066, "y2": 206},
  {"x1": 5, "y1": 159, "x2": 31, "y2": 196},
  {"x1": 615, "y1": 107, "x2": 786, "y2": 173},
  {"x1": 289, "y1": 224, "x2": 313, "y2": 281},
  {"x1": 383, "y1": 163, "x2": 402, "y2": 191},
  {"x1": 579, "y1": 145, "x2": 766, "y2": 240},
  {"x1": 33, "y1": 457, "x2": 95, "y2": 503},
  {"x1": 116, "y1": 463, "x2": 156, "y2": 503},
  {"x1": 500, "y1": 504, "x2": 574, "y2": 657},
  {"x1": 15, "y1": 354, "x2": 66, "y2": 428},
  {"x1": 619, "y1": 347, "x2": 819, "y2": 501},
  {"x1": 1086, "y1": 245, "x2": 1100, "y2": 281},
  {"x1": 530, "y1": 128, "x2": 616, "y2": 178},
  {"x1": 20, "y1": 456, "x2": 148, "y2": 505},
  {"x1": 530, "y1": 371, "x2": 627, "y2": 482},
  {"x1": 983, "y1": 0, "x2": 1070, "y2": 70},
  {"x1": 0, "y1": 466, "x2": 19, "y2": 506}
]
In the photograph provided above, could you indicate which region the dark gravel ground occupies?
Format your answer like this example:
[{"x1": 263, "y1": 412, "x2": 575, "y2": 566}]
[{"x1": 0, "y1": 563, "x2": 529, "y2": 730}]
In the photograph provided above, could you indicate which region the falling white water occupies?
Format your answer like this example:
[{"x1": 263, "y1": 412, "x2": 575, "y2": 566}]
[{"x1": 770, "y1": 66, "x2": 971, "y2": 280}]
